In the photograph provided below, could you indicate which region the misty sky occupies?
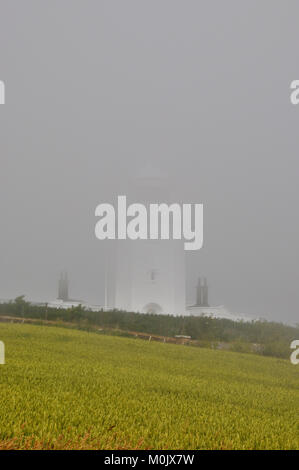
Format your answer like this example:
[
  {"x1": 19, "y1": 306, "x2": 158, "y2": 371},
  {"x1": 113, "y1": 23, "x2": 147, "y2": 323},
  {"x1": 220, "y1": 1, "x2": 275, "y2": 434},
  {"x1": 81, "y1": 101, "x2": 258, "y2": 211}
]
[{"x1": 0, "y1": 1, "x2": 298, "y2": 324}]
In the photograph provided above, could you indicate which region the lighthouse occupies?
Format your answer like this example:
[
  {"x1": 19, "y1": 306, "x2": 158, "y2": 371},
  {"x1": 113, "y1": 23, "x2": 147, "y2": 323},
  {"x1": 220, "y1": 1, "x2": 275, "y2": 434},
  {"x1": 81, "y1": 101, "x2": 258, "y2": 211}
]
[{"x1": 106, "y1": 168, "x2": 186, "y2": 316}]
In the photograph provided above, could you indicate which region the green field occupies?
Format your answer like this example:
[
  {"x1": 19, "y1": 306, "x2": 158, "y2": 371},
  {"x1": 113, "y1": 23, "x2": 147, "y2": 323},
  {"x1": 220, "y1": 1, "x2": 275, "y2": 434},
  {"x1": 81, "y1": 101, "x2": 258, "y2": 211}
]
[{"x1": 0, "y1": 323, "x2": 298, "y2": 450}]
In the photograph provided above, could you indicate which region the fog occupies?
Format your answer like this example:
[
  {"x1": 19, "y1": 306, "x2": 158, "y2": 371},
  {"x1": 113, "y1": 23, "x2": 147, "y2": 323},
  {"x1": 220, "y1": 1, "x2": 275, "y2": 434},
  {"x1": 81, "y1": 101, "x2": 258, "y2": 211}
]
[{"x1": 0, "y1": 1, "x2": 298, "y2": 324}]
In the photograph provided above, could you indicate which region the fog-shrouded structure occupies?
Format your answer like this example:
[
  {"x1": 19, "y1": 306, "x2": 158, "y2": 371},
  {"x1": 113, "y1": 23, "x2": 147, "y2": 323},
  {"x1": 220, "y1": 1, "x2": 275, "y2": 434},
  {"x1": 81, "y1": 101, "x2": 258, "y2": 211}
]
[
  {"x1": 58, "y1": 271, "x2": 69, "y2": 302},
  {"x1": 106, "y1": 169, "x2": 186, "y2": 315},
  {"x1": 195, "y1": 277, "x2": 209, "y2": 307}
]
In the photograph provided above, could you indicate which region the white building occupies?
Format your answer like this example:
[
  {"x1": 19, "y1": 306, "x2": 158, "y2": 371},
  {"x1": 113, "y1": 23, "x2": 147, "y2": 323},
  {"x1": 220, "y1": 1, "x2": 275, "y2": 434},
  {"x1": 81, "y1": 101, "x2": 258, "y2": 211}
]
[
  {"x1": 185, "y1": 277, "x2": 253, "y2": 322},
  {"x1": 186, "y1": 305, "x2": 254, "y2": 322}
]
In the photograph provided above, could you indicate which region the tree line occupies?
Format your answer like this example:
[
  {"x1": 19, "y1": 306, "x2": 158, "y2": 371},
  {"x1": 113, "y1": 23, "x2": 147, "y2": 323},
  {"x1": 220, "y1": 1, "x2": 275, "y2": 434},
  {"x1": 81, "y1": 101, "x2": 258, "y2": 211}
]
[{"x1": 0, "y1": 296, "x2": 298, "y2": 359}]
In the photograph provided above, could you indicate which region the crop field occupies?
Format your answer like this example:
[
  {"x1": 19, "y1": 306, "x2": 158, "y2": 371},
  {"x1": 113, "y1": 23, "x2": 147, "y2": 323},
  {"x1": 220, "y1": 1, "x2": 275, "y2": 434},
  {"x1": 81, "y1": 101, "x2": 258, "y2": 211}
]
[{"x1": 0, "y1": 323, "x2": 298, "y2": 450}]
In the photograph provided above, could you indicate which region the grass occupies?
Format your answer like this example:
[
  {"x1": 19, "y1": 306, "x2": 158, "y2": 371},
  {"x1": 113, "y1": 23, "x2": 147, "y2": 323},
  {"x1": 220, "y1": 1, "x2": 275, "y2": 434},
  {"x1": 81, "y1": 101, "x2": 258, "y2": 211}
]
[{"x1": 0, "y1": 322, "x2": 298, "y2": 450}]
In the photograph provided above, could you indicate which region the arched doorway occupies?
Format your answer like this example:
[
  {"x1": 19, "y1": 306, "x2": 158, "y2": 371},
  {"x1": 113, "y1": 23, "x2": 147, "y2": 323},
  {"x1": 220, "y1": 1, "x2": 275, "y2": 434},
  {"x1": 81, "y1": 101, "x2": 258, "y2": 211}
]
[{"x1": 143, "y1": 303, "x2": 163, "y2": 314}]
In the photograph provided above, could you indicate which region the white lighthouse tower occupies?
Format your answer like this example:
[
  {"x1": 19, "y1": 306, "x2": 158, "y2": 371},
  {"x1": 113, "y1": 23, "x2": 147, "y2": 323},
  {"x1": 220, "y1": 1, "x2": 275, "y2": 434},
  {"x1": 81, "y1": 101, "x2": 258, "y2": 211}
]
[{"x1": 106, "y1": 168, "x2": 186, "y2": 316}]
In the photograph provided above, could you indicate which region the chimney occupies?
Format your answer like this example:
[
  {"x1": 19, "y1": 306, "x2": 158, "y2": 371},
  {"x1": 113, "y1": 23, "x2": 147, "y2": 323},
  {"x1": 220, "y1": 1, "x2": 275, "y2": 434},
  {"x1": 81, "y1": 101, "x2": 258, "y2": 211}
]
[
  {"x1": 196, "y1": 277, "x2": 202, "y2": 306},
  {"x1": 202, "y1": 277, "x2": 209, "y2": 307},
  {"x1": 58, "y1": 271, "x2": 69, "y2": 301}
]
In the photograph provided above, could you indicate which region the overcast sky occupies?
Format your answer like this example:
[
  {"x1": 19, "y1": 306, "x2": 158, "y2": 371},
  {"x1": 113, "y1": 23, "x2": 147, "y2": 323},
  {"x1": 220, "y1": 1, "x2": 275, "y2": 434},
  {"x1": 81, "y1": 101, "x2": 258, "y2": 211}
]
[{"x1": 0, "y1": 1, "x2": 298, "y2": 324}]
